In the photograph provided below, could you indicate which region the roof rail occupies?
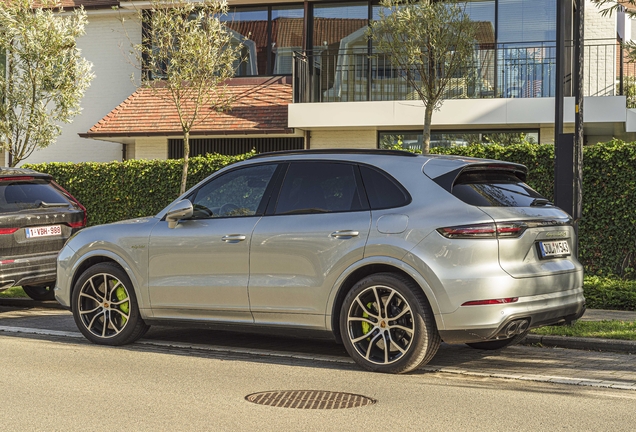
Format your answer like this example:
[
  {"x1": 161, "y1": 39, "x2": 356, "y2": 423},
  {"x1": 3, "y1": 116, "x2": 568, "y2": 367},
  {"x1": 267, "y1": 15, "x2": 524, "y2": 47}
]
[{"x1": 249, "y1": 149, "x2": 419, "y2": 159}]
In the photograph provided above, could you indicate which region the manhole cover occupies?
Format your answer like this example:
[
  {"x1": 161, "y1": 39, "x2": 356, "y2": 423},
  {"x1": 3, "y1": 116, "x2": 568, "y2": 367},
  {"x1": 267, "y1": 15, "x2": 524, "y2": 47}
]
[{"x1": 245, "y1": 390, "x2": 376, "y2": 409}]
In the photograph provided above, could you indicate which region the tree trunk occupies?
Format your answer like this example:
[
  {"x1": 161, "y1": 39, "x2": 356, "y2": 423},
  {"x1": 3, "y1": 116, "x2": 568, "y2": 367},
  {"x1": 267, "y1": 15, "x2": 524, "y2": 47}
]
[
  {"x1": 180, "y1": 130, "x2": 190, "y2": 195},
  {"x1": 422, "y1": 103, "x2": 434, "y2": 154}
]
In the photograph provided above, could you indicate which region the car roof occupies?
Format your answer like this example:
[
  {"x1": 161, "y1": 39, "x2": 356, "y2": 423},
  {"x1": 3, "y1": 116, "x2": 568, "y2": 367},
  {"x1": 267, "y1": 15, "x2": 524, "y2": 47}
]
[
  {"x1": 0, "y1": 167, "x2": 52, "y2": 180},
  {"x1": 244, "y1": 149, "x2": 527, "y2": 176}
]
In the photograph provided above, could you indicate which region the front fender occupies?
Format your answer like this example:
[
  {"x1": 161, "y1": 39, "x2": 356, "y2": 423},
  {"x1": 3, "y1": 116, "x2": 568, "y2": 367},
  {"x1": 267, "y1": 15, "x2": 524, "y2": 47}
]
[
  {"x1": 62, "y1": 248, "x2": 151, "y2": 320},
  {"x1": 325, "y1": 256, "x2": 444, "y2": 333}
]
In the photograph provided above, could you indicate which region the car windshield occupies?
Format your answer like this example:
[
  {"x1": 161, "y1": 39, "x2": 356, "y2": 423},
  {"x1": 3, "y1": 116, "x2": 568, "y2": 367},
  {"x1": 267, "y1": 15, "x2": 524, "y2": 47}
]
[{"x1": 0, "y1": 180, "x2": 70, "y2": 213}]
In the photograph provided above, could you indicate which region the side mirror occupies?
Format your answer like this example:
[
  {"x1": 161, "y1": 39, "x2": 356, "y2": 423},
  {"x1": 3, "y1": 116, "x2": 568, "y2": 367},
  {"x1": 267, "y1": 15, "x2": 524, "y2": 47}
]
[{"x1": 166, "y1": 199, "x2": 193, "y2": 229}]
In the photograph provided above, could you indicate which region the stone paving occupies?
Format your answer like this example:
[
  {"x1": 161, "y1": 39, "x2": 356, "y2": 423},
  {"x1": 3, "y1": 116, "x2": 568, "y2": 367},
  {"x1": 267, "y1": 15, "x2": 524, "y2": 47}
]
[{"x1": 1, "y1": 305, "x2": 635, "y2": 391}]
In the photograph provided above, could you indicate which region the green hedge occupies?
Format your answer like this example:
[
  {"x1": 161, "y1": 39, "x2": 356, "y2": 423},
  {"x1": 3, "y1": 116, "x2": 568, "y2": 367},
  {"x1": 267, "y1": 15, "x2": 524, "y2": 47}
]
[
  {"x1": 24, "y1": 153, "x2": 252, "y2": 226},
  {"x1": 432, "y1": 140, "x2": 636, "y2": 279},
  {"x1": 23, "y1": 140, "x2": 636, "y2": 280},
  {"x1": 583, "y1": 276, "x2": 636, "y2": 311}
]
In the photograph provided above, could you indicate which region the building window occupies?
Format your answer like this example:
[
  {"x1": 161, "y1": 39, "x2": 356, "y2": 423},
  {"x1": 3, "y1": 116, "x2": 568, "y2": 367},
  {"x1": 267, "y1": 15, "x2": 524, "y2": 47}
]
[
  {"x1": 223, "y1": 7, "x2": 268, "y2": 76},
  {"x1": 272, "y1": 6, "x2": 304, "y2": 75},
  {"x1": 378, "y1": 130, "x2": 540, "y2": 152}
]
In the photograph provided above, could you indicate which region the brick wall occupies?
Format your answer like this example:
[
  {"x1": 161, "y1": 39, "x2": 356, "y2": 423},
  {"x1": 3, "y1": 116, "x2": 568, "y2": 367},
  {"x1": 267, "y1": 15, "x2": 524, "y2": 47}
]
[
  {"x1": 134, "y1": 137, "x2": 169, "y2": 160},
  {"x1": 310, "y1": 130, "x2": 376, "y2": 149},
  {"x1": 21, "y1": 11, "x2": 141, "y2": 165}
]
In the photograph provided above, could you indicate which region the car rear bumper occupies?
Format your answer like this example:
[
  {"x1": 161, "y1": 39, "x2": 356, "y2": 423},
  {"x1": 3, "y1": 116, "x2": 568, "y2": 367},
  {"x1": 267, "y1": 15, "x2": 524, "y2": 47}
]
[
  {"x1": 438, "y1": 287, "x2": 586, "y2": 344},
  {"x1": 0, "y1": 253, "x2": 57, "y2": 290}
]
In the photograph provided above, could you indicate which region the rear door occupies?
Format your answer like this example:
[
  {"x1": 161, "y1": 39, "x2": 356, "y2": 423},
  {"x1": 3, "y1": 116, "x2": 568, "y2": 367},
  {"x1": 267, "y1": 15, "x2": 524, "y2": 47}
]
[{"x1": 248, "y1": 161, "x2": 371, "y2": 329}]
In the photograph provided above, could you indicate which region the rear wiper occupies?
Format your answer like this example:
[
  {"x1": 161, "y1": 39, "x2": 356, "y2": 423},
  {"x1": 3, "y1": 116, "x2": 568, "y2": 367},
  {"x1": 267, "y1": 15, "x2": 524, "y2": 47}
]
[
  {"x1": 530, "y1": 198, "x2": 553, "y2": 207},
  {"x1": 37, "y1": 201, "x2": 69, "y2": 208}
]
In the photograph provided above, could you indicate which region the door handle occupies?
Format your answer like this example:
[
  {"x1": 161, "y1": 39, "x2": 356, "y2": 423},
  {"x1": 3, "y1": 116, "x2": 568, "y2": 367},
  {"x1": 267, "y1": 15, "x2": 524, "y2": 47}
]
[
  {"x1": 222, "y1": 234, "x2": 246, "y2": 243},
  {"x1": 330, "y1": 230, "x2": 359, "y2": 239}
]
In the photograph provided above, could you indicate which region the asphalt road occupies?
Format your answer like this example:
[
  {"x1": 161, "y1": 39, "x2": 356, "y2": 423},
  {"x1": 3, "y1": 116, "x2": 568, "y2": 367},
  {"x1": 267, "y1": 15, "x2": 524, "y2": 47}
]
[{"x1": 2, "y1": 334, "x2": 636, "y2": 432}]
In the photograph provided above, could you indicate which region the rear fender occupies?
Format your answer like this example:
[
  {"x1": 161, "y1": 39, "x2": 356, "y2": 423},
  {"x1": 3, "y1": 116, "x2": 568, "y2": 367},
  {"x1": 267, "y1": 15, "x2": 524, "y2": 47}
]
[{"x1": 325, "y1": 256, "x2": 443, "y2": 333}]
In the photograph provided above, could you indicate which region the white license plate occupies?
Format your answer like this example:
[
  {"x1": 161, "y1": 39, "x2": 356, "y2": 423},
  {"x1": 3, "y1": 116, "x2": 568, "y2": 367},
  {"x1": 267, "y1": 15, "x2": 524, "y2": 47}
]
[
  {"x1": 539, "y1": 240, "x2": 570, "y2": 258},
  {"x1": 25, "y1": 225, "x2": 62, "y2": 239}
]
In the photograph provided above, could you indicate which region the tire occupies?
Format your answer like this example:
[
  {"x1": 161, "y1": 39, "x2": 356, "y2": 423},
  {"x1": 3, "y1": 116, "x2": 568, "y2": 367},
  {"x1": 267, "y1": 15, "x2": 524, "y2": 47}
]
[
  {"x1": 71, "y1": 262, "x2": 149, "y2": 346},
  {"x1": 465, "y1": 331, "x2": 529, "y2": 350},
  {"x1": 22, "y1": 285, "x2": 56, "y2": 301},
  {"x1": 339, "y1": 272, "x2": 440, "y2": 374}
]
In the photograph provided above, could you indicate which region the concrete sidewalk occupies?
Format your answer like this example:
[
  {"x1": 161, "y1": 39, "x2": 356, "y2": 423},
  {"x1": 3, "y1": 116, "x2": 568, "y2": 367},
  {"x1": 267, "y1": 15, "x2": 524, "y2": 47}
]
[{"x1": 522, "y1": 308, "x2": 636, "y2": 354}]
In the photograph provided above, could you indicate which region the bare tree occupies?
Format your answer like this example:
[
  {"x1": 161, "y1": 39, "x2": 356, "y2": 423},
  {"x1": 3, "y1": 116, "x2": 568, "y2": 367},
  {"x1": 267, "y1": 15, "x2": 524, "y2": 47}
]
[
  {"x1": 128, "y1": 0, "x2": 242, "y2": 194},
  {"x1": 370, "y1": 0, "x2": 476, "y2": 153},
  {"x1": 0, "y1": 0, "x2": 93, "y2": 166}
]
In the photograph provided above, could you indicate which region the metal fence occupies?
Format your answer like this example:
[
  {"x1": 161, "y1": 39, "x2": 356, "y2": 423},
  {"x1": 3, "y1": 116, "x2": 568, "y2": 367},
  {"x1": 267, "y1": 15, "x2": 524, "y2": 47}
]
[{"x1": 293, "y1": 40, "x2": 629, "y2": 104}]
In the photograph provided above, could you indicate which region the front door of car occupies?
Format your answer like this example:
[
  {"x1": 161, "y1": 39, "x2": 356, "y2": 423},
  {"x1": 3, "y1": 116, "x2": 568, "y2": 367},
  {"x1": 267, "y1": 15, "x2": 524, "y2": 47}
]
[
  {"x1": 147, "y1": 163, "x2": 279, "y2": 322},
  {"x1": 249, "y1": 161, "x2": 371, "y2": 329}
]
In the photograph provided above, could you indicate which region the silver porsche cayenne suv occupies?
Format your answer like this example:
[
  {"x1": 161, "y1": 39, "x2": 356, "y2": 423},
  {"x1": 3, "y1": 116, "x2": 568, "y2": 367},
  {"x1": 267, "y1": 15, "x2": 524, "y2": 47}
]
[{"x1": 55, "y1": 150, "x2": 585, "y2": 374}]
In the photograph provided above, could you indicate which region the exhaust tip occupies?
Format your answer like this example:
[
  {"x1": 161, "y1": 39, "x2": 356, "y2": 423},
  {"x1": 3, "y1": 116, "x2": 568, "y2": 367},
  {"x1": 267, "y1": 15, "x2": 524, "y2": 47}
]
[{"x1": 505, "y1": 321, "x2": 519, "y2": 338}]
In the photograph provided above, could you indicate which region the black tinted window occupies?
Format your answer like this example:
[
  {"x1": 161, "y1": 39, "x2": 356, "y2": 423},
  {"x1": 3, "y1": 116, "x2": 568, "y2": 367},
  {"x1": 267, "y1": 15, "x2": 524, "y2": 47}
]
[
  {"x1": 275, "y1": 162, "x2": 365, "y2": 215},
  {"x1": 0, "y1": 180, "x2": 70, "y2": 213},
  {"x1": 192, "y1": 164, "x2": 277, "y2": 218},
  {"x1": 452, "y1": 171, "x2": 546, "y2": 207},
  {"x1": 359, "y1": 166, "x2": 410, "y2": 209}
]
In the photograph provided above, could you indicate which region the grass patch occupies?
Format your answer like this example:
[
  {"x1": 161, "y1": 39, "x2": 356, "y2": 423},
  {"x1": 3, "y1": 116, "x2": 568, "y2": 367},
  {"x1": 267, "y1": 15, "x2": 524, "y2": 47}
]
[
  {"x1": 531, "y1": 320, "x2": 636, "y2": 340},
  {"x1": 0, "y1": 287, "x2": 28, "y2": 298}
]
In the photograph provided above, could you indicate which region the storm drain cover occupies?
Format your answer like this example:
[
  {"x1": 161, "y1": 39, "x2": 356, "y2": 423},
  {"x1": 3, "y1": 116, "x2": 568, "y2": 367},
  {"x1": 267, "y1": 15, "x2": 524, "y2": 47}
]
[{"x1": 245, "y1": 390, "x2": 376, "y2": 409}]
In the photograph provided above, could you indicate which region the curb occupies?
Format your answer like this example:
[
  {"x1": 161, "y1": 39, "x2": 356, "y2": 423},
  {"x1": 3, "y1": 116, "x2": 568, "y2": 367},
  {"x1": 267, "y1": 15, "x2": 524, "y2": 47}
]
[{"x1": 523, "y1": 334, "x2": 636, "y2": 354}]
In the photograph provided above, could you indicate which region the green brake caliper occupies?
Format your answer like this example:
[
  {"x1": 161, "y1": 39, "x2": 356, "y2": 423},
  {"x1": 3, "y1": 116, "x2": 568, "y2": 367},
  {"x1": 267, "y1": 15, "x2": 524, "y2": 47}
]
[
  {"x1": 115, "y1": 286, "x2": 129, "y2": 325},
  {"x1": 361, "y1": 302, "x2": 373, "y2": 337}
]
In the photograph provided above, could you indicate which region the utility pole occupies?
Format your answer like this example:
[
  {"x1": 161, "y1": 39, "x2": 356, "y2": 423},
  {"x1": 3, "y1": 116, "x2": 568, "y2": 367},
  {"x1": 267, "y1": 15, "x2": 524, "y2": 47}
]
[{"x1": 554, "y1": 0, "x2": 584, "y2": 257}]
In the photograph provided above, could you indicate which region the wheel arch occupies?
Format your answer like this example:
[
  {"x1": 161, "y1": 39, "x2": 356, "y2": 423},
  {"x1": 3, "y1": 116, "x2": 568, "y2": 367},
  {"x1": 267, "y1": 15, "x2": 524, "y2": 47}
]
[
  {"x1": 69, "y1": 251, "x2": 148, "y2": 318},
  {"x1": 327, "y1": 257, "x2": 442, "y2": 342}
]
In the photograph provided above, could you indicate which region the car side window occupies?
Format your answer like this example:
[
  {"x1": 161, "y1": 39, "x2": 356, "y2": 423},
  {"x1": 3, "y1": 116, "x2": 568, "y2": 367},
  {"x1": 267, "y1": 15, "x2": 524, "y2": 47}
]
[
  {"x1": 191, "y1": 164, "x2": 277, "y2": 218},
  {"x1": 275, "y1": 162, "x2": 365, "y2": 215},
  {"x1": 359, "y1": 165, "x2": 410, "y2": 210}
]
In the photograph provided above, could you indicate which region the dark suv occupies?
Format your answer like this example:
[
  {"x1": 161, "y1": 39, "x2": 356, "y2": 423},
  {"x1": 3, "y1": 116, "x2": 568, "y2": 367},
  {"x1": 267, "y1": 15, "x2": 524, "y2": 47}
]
[{"x1": 0, "y1": 168, "x2": 86, "y2": 300}]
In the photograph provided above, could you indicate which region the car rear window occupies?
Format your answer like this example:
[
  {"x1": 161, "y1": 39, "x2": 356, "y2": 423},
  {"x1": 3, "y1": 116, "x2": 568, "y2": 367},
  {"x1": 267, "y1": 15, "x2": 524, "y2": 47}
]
[
  {"x1": 0, "y1": 180, "x2": 71, "y2": 213},
  {"x1": 451, "y1": 171, "x2": 547, "y2": 207}
]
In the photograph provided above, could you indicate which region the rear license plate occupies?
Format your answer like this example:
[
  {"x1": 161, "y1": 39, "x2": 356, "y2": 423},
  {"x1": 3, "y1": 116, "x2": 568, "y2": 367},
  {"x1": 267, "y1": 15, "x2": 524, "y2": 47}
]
[
  {"x1": 538, "y1": 240, "x2": 570, "y2": 258},
  {"x1": 25, "y1": 225, "x2": 62, "y2": 239}
]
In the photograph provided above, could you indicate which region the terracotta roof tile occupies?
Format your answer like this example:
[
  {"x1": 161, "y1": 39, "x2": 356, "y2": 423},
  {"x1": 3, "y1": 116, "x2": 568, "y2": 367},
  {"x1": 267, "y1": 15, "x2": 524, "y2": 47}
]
[{"x1": 84, "y1": 81, "x2": 293, "y2": 137}]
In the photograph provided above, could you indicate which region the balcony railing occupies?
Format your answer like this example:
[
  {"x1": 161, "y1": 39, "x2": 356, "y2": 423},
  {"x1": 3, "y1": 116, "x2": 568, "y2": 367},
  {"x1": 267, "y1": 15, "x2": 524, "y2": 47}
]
[{"x1": 293, "y1": 40, "x2": 629, "y2": 104}]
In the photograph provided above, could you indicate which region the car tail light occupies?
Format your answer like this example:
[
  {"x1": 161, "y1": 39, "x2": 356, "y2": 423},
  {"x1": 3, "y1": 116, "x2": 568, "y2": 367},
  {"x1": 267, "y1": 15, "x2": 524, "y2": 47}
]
[
  {"x1": 51, "y1": 181, "x2": 87, "y2": 228},
  {"x1": 0, "y1": 228, "x2": 19, "y2": 235},
  {"x1": 437, "y1": 222, "x2": 526, "y2": 239},
  {"x1": 0, "y1": 176, "x2": 34, "y2": 182},
  {"x1": 462, "y1": 297, "x2": 519, "y2": 306}
]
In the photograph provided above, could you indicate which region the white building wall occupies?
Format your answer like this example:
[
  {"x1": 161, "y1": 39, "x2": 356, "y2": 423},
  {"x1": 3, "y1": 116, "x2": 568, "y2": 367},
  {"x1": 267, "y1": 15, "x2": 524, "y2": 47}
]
[
  {"x1": 22, "y1": 11, "x2": 141, "y2": 165},
  {"x1": 310, "y1": 130, "x2": 376, "y2": 149},
  {"x1": 134, "y1": 137, "x2": 169, "y2": 160},
  {"x1": 585, "y1": 0, "x2": 617, "y2": 97}
]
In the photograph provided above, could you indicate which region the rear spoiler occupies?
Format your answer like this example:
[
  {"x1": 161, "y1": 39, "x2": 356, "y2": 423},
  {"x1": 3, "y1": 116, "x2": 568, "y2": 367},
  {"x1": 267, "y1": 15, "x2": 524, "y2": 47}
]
[{"x1": 422, "y1": 157, "x2": 527, "y2": 192}]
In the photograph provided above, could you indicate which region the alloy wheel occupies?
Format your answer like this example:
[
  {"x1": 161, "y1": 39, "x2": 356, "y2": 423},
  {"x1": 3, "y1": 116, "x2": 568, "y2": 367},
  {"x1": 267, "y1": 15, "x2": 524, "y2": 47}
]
[
  {"x1": 77, "y1": 273, "x2": 131, "y2": 339},
  {"x1": 346, "y1": 285, "x2": 414, "y2": 365}
]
